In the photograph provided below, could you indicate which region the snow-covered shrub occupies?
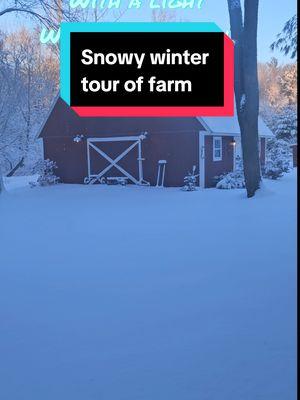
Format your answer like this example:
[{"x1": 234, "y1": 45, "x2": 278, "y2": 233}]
[
  {"x1": 263, "y1": 139, "x2": 291, "y2": 179},
  {"x1": 216, "y1": 156, "x2": 245, "y2": 189},
  {"x1": 30, "y1": 159, "x2": 60, "y2": 187},
  {"x1": 216, "y1": 171, "x2": 245, "y2": 189},
  {"x1": 182, "y1": 166, "x2": 198, "y2": 191},
  {"x1": 263, "y1": 162, "x2": 284, "y2": 180}
]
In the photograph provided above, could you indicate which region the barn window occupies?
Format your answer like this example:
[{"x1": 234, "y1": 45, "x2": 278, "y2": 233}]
[{"x1": 213, "y1": 137, "x2": 222, "y2": 161}]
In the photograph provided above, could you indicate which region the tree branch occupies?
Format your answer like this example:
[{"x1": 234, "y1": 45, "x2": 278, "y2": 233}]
[{"x1": 0, "y1": 7, "x2": 55, "y2": 28}]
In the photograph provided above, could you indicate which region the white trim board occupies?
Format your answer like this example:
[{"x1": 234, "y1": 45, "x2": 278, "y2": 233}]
[{"x1": 199, "y1": 131, "x2": 208, "y2": 188}]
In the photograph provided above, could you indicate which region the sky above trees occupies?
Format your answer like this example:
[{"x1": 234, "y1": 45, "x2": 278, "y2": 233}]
[{"x1": 0, "y1": 0, "x2": 297, "y2": 62}]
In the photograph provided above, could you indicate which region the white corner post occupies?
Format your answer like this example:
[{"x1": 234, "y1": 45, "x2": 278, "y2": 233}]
[
  {"x1": 137, "y1": 135, "x2": 145, "y2": 184},
  {"x1": 87, "y1": 138, "x2": 91, "y2": 179},
  {"x1": 199, "y1": 131, "x2": 206, "y2": 188},
  {"x1": 156, "y1": 160, "x2": 167, "y2": 187},
  {"x1": 233, "y1": 136, "x2": 237, "y2": 171}
]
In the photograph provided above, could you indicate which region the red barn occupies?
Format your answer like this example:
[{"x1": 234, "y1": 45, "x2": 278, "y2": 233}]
[{"x1": 38, "y1": 97, "x2": 273, "y2": 188}]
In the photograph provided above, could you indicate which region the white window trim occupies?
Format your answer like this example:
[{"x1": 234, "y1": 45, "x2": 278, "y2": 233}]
[{"x1": 213, "y1": 136, "x2": 222, "y2": 161}]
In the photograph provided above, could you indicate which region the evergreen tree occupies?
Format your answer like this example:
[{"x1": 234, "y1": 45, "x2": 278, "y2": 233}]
[
  {"x1": 274, "y1": 106, "x2": 297, "y2": 142},
  {"x1": 264, "y1": 139, "x2": 291, "y2": 179},
  {"x1": 182, "y1": 166, "x2": 198, "y2": 191},
  {"x1": 271, "y1": 15, "x2": 297, "y2": 59}
]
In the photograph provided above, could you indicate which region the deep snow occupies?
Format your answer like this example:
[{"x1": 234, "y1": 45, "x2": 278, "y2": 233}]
[{"x1": 0, "y1": 171, "x2": 297, "y2": 400}]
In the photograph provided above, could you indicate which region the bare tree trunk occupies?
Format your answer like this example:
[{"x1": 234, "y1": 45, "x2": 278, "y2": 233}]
[
  {"x1": 227, "y1": 0, "x2": 261, "y2": 198},
  {"x1": 6, "y1": 157, "x2": 24, "y2": 177}
]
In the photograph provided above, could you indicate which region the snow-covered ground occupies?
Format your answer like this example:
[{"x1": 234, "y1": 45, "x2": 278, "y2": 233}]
[{"x1": 0, "y1": 171, "x2": 297, "y2": 400}]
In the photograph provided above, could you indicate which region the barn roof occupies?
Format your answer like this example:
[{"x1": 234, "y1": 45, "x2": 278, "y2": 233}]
[
  {"x1": 38, "y1": 96, "x2": 274, "y2": 138},
  {"x1": 38, "y1": 97, "x2": 204, "y2": 138},
  {"x1": 198, "y1": 108, "x2": 274, "y2": 137}
]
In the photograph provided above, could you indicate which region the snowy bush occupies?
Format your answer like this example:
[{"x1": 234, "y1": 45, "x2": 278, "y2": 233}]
[
  {"x1": 30, "y1": 159, "x2": 60, "y2": 187},
  {"x1": 216, "y1": 171, "x2": 245, "y2": 189},
  {"x1": 263, "y1": 139, "x2": 291, "y2": 179},
  {"x1": 216, "y1": 156, "x2": 245, "y2": 189},
  {"x1": 182, "y1": 166, "x2": 198, "y2": 191},
  {"x1": 263, "y1": 162, "x2": 284, "y2": 180}
]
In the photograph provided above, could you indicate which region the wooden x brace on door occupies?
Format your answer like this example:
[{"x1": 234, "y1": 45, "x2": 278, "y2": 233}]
[{"x1": 85, "y1": 134, "x2": 149, "y2": 186}]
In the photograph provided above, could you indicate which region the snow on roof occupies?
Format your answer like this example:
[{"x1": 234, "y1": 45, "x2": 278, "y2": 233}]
[
  {"x1": 198, "y1": 112, "x2": 274, "y2": 138},
  {"x1": 38, "y1": 95, "x2": 274, "y2": 139}
]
